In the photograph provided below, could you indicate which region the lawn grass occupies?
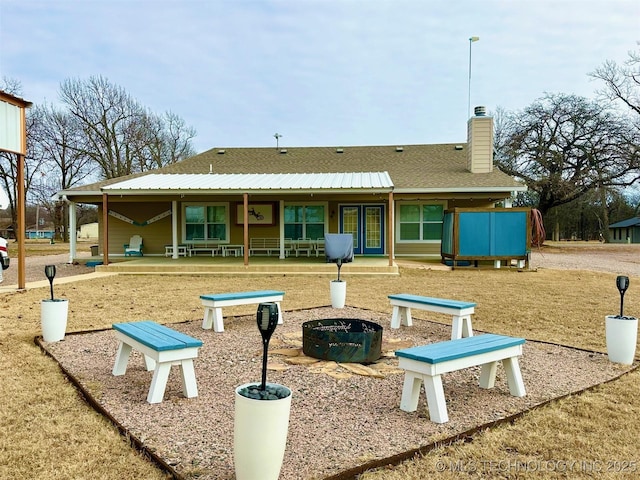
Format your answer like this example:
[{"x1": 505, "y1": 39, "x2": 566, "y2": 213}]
[{"x1": 0, "y1": 247, "x2": 638, "y2": 479}]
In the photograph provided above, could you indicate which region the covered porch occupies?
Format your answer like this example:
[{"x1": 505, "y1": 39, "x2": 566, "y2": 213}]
[{"x1": 84, "y1": 253, "x2": 400, "y2": 277}]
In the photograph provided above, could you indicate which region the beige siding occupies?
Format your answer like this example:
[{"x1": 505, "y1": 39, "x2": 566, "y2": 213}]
[
  {"x1": 100, "y1": 202, "x2": 174, "y2": 256},
  {"x1": 467, "y1": 115, "x2": 493, "y2": 173}
]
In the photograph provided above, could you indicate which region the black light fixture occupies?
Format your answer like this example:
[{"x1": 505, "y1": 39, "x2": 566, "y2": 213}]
[
  {"x1": 616, "y1": 275, "x2": 630, "y2": 317},
  {"x1": 45, "y1": 265, "x2": 56, "y2": 300},
  {"x1": 256, "y1": 302, "x2": 279, "y2": 391}
]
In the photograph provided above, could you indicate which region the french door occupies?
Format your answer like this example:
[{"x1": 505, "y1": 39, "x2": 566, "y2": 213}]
[{"x1": 339, "y1": 205, "x2": 385, "y2": 255}]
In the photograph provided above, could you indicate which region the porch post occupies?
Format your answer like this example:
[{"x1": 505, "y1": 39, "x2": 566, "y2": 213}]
[
  {"x1": 102, "y1": 193, "x2": 109, "y2": 265},
  {"x1": 16, "y1": 152, "x2": 26, "y2": 289},
  {"x1": 171, "y1": 200, "x2": 179, "y2": 259},
  {"x1": 243, "y1": 193, "x2": 249, "y2": 266},
  {"x1": 68, "y1": 200, "x2": 77, "y2": 264},
  {"x1": 388, "y1": 191, "x2": 394, "y2": 266},
  {"x1": 279, "y1": 200, "x2": 286, "y2": 259}
]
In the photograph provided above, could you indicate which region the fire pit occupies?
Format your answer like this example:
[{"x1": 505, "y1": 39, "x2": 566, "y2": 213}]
[{"x1": 302, "y1": 319, "x2": 383, "y2": 364}]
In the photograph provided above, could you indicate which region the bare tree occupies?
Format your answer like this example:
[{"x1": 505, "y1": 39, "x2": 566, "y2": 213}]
[
  {"x1": 494, "y1": 93, "x2": 640, "y2": 221},
  {"x1": 59, "y1": 75, "x2": 196, "y2": 180},
  {"x1": 591, "y1": 48, "x2": 640, "y2": 117},
  {"x1": 28, "y1": 103, "x2": 96, "y2": 240}
]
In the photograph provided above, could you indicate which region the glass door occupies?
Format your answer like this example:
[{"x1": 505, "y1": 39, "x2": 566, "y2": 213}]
[{"x1": 339, "y1": 205, "x2": 385, "y2": 255}]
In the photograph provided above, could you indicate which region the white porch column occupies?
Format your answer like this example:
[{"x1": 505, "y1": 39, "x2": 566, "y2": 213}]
[
  {"x1": 68, "y1": 200, "x2": 77, "y2": 264},
  {"x1": 172, "y1": 200, "x2": 179, "y2": 259}
]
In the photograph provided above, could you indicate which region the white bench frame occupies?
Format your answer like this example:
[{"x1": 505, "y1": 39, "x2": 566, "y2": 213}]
[
  {"x1": 249, "y1": 238, "x2": 283, "y2": 256},
  {"x1": 389, "y1": 294, "x2": 475, "y2": 340},
  {"x1": 112, "y1": 323, "x2": 202, "y2": 404},
  {"x1": 188, "y1": 244, "x2": 221, "y2": 257},
  {"x1": 201, "y1": 291, "x2": 284, "y2": 332},
  {"x1": 397, "y1": 335, "x2": 526, "y2": 423}
]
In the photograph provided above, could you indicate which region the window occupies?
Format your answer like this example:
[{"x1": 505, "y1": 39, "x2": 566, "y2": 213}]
[
  {"x1": 398, "y1": 203, "x2": 444, "y2": 241},
  {"x1": 184, "y1": 204, "x2": 228, "y2": 242},
  {"x1": 284, "y1": 204, "x2": 325, "y2": 239}
]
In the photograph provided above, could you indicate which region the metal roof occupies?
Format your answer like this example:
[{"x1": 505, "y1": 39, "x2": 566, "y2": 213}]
[
  {"x1": 101, "y1": 172, "x2": 394, "y2": 195},
  {"x1": 609, "y1": 217, "x2": 640, "y2": 229}
]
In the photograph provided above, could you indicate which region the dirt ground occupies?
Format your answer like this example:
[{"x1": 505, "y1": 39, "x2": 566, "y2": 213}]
[
  {"x1": 3, "y1": 241, "x2": 640, "y2": 287},
  {"x1": 3, "y1": 240, "x2": 639, "y2": 480}
]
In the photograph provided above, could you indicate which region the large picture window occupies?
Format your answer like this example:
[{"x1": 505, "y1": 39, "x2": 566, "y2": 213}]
[
  {"x1": 284, "y1": 204, "x2": 325, "y2": 240},
  {"x1": 398, "y1": 203, "x2": 444, "y2": 241},
  {"x1": 184, "y1": 204, "x2": 228, "y2": 242}
]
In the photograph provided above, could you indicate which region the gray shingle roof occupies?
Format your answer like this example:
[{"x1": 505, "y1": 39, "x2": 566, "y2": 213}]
[{"x1": 60, "y1": 143, "x2": 525, "y2": 195}]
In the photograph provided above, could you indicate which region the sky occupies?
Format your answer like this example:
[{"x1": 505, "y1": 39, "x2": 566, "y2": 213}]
[{"x1": 1, "y1": 0, "x2": 639, "y2": 154}]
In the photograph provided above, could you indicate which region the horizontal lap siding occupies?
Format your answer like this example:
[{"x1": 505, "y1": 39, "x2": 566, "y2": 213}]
[
  {"x1": 394, "y1": 243, "x2": 441, "y2": 257},
  {"x1": 100, "y1": 203, "x2": 174, "y2": 256}
]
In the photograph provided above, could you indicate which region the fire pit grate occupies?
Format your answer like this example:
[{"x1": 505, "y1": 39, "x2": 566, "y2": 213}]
[{"x1": 302, "y1": 318, "x2": 383, "y2": 364}]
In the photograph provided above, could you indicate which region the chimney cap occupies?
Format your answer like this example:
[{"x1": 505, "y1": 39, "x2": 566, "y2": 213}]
[{"x1": 474, "y1": 106, "x2": 487, "y2": 116}]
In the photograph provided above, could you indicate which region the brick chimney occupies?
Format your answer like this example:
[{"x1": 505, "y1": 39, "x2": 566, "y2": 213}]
[{"x1": 467, "y1": 106, "x2": 493, "y2": 173}]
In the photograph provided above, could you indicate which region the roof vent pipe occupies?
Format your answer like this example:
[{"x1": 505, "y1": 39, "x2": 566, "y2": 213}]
[
  {"x1": 474, "y1": 106, "x2": 486, "y2": 116},
  {"x1": 209, "y1": 164, "x2": 213, "y2": 174}
]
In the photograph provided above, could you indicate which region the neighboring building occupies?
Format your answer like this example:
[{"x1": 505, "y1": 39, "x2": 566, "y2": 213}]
[
  {"x1": 609, "y1": 217, "x2": 640, "y2": 244},
  {"x1": 25, "y1": 225, "x2": 55, "y2": 240},
  {"x1": 56, "y1": 109, "x2": 527, "y2": 262},
  {"x1": 78, "y1": 222, "x2": 99, "y2": 239}
]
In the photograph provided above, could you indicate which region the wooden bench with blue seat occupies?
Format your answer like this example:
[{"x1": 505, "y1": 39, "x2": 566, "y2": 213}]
[
  {"x1": 112, "y1": 321, "x2": 203, "y2": 404},
  {"x1": 388, "y1": 294, "x2": 476, "y2": 340},
  {"x1": 395, "y1": 333, "x2": 526, "y2": 423},
  {"x1": 200, "y1": 290, "x2": 285, "y2": 332}
]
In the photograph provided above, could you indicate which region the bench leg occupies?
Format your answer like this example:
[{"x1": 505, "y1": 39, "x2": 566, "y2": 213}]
[
  {"x1": 112, "y1": 341, "x2": 132, "y2": 376},
  {"x1": 202, "y1": 306, "x2": 225, "y2": 332},
  {"x1": 391, "y1": 306, "x2": 412, "y2": 329},
  {"x1": 423, "y1": 374, "x2": 449, "y2": 423},
  {"x1": 180, "y1": 359, "x2": 199, "y2": 398},
  {"x1": 479, "y1": 361, "x2": 499, "y2": 389},
  {"x1": 399, "y1": 372, "x2": 423, "y2": 412},
  {"x1": 212, "y1": 308, "x2": 225, "y2": 332},
  {"x1": 276, "y1": 302, "x2": 284, "y2": 325},
  {"x1": 451, "y1": 315, "x2": 474, "y2": 340},
  {"x1": 143, "y1": 355, "x2": 156, "y2": 371},
  {"x1": 202, "y1": 307, "x2": 214, "y2": 329},
  {"x1": 503, "y1": 357, "x2": 526, "y2": 397},
  {"x1": 147, "y1": 363, "x2": 172, "y2": 404}
]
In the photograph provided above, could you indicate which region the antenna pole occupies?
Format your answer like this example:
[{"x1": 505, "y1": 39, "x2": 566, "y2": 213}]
[{"x1": 274, "y1": 133, "x2": 282, "y2": 150}]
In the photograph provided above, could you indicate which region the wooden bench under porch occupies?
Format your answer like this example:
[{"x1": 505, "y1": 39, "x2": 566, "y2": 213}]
[
  {"x1": 200, "y1": 290, "x2": 285, "y2": 332},
  {"x1": 112, "y1": 321, "x2": 203, "y2": 404},
  {"x1": 388, "y1": 294, "x2": 476, "y2": 340},
  {"x1": 395, "y1": 333, "x2": 526, "y2": 423}
]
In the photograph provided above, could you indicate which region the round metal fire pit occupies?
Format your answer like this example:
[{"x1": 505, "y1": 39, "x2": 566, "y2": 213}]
[{"x1": 302, "y1": 318, "x2": 383, "y2": 364}]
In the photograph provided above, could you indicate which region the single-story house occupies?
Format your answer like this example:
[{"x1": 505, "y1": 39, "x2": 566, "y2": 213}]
[
  {"x1": 78, "y1": 222, "x2": 99, "y2": 239},
  {"x1": 25, "y1": 224, "x2": 55, "y2": 240},
  {"x1": 608, "y1": 217, "x2": 640, "y2": 244},
  {"x1": 56, "y1": 109, "x2": 527, "y2": 265}
]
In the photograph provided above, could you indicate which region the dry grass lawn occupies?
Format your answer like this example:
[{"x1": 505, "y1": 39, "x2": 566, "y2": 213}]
[{"x1": 1, "y1": 244, "x2": 639, "y2": 479}]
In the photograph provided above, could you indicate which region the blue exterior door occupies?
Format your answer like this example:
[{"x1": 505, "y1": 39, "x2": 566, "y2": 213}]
[{"x1": 339, "y1": 205, "x2": 385, "y2": 255}]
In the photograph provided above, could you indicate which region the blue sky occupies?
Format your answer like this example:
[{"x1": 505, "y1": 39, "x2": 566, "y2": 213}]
[{"x1": 1, "y1": 0, "x2": 638, "y2": 153}]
